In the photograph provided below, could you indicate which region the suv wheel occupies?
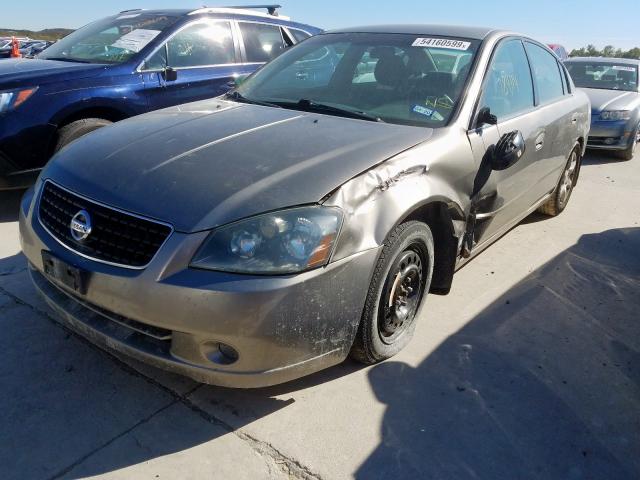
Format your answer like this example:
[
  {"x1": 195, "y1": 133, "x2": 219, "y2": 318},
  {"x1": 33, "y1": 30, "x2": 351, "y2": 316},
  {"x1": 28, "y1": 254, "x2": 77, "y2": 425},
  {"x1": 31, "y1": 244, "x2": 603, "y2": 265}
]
[
  {"x1": 538, "y1": 146, "x2": 580, "y2": 217},
  {"x1": 350, "y1": 221, "x2": 434, "y2": 364},
  {"x1": 55, "y1": 118, "x2": 113, "y2": 153}
]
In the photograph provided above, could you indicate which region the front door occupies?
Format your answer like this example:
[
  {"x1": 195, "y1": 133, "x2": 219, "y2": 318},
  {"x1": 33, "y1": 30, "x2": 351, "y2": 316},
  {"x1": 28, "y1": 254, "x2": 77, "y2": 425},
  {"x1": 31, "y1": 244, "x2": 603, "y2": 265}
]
[
  {"x1": 467, "y1": 38, "x2": 543, "y2": 247},
  {"x1": 141, "y1": 20, "x2": 242, "y2": 110}
]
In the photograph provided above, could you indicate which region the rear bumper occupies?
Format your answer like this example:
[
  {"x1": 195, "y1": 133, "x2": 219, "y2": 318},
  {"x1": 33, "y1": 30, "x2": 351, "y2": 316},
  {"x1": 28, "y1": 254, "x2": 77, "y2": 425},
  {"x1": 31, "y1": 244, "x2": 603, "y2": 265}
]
[{"x1": 19, "y1": 187, "x2": 379, "y2": 387}]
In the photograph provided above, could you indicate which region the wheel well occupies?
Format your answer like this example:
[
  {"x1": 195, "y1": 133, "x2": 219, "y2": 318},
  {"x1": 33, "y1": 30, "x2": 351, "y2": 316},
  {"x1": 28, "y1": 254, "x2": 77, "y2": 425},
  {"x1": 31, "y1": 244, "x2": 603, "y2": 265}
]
[
  {"x1": 50, "y1": 107, "x2": 129, "y2": 156},
  {"x1": 403, "y1": 202, "x2": 460, "y2": 295},
  {"x1": 57, "y1": 107, "x2": 128, "y2": 128}
]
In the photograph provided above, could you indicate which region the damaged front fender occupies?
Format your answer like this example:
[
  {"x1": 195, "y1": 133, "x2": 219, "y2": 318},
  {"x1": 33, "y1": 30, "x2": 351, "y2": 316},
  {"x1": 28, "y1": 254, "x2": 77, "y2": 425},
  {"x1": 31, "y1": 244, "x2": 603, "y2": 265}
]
[{"x1": 324, "y1": 129, "x2": 476, "y2": 292}]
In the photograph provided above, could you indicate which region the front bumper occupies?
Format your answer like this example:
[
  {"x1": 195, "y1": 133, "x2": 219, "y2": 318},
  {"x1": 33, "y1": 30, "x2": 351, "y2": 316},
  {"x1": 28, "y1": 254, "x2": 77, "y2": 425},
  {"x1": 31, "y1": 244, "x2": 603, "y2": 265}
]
[
  {"x1": 19, "y1": 187, "x2": 379, "y2": 388},
  {"x1": 587, "y1": 119, "x2": 636, "y2": 151},
  {"x1": 0, "y1": 108, "x2": 57, "y2": 189}
]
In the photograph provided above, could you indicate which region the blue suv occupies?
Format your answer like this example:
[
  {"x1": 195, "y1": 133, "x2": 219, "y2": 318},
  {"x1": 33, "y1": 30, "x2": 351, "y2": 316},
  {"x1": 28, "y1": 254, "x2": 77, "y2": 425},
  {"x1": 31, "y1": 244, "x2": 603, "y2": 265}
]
[{"x1": 0, "y1": 6, "x2": 320, "y2": 189}]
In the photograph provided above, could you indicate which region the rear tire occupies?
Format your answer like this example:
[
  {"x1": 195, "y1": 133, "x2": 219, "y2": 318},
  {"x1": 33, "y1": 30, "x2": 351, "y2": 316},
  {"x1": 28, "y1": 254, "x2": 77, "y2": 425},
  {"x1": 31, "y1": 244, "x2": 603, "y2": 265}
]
[
  {"x1": 350, "y1": 221, "x2": 434, "y2": 364},
  {"x1": 55, "y1": 118, "x2": 113, "y2": 153},
  {"x1": 538, "y1": 146, "x2": 580, "y2": 217}
]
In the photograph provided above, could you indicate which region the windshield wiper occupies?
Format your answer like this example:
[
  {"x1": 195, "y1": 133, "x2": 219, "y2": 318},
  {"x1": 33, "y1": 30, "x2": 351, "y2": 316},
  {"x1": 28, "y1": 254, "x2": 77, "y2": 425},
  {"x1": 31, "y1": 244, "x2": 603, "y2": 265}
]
[
  {"x1": 224, "y1": 91, "x2": 281, "y2": 109},
  {"x1": 42, "y1": 57, "x2": 92, "y2": 64},
  {"x1": 290, "y1": 99, "x2": 384, "y2": 123}
]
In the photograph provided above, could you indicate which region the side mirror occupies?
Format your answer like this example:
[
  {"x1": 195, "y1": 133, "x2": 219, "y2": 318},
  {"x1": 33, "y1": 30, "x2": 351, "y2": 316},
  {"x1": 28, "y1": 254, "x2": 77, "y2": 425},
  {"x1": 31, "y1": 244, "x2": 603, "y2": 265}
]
[
  {"x1": 492, "y1": 130, "x2": 526, "y2": 171},
  {"x1": 163, "y1": 67, "x2": 178, "y2": 82},
  {"x1": 477, "y1": 107, "x2": 498, "y2": 127}
]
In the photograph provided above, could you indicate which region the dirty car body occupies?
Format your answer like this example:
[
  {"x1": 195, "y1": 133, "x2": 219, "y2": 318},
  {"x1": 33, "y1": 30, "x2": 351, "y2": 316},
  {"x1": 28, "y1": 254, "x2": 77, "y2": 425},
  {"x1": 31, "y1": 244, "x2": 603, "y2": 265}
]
[{"x1": 19, "y1": 25, "x2": 590, "y2": 387}]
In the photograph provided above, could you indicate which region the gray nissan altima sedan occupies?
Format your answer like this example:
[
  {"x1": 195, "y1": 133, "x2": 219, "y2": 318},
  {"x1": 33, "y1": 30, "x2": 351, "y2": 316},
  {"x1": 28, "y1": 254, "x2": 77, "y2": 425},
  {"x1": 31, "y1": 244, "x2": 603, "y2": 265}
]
[
  {"x1": 19, "y1": 25, "x2": 590, "y2": 387},
  {"x1": 564, "y1": 57, "x2": 640, "y2": 160}
]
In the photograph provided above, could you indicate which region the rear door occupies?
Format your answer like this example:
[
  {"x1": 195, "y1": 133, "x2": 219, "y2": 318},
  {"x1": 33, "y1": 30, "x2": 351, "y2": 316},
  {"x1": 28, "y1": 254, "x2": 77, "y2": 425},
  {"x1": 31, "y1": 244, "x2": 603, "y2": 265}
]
[
  {"x1": 524, "y1": 41, "x2": 576, "y2": 198},
  {"x1": 140, "y1": 20, "x2": 241, "y2": 109},
  {"x1": 466, "y1": 38, "x2": 542, "y2": 246}
]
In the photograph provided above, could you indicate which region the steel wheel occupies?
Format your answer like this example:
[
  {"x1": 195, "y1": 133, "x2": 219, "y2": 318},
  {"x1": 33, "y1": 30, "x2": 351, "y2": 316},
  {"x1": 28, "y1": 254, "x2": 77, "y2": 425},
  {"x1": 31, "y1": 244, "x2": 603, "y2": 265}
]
[
  {"x1": 378, "y1": 248, "x2": 424, "y2": 344},
  {"x1": 350, "y1": 221, "x2": 434, "y2": 364}
]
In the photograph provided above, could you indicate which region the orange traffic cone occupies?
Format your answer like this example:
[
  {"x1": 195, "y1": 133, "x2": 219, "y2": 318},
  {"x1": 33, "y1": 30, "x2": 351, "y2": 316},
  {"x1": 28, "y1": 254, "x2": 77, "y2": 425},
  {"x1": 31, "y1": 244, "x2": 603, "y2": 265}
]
[{"x1": 10, "y1": 37, "x2": 21, "y2": 58}]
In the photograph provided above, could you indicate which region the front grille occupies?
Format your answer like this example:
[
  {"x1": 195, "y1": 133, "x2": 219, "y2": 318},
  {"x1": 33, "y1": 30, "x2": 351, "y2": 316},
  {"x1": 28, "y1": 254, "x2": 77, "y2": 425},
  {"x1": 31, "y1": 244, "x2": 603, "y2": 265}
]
[{"x1": 38, "y1": 181, "x2": 172, "y2": 268}]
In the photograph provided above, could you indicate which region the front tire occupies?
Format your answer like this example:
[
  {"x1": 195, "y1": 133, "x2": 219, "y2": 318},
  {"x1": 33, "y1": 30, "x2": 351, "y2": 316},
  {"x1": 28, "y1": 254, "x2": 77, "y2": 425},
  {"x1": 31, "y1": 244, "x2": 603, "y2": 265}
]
[
  {"x1": 55, "y1": 118, "x2": 113, "y2": 153},
  {"x1": 538, "y1": 146, "x2": 580, "y2": 217},
  {"x1": 617, "y1": 124, "x2": 639, "y2": 161},
  {"x1": 350, "y1": 221, "x2": 434, "y2": 364}
]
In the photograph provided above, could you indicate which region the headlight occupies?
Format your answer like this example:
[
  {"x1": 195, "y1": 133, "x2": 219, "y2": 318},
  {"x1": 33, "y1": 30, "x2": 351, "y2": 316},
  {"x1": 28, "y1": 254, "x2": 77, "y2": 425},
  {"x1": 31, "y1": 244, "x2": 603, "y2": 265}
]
[
  {"x1": 600, "y1": 110, "x2": 632, "y2": 121},
  {"x1": 190, "y1": 206, "x2": 343, "y2": 274},
  {"x1": 0, "y1": 87, "x2": 38, "y2": 114}
]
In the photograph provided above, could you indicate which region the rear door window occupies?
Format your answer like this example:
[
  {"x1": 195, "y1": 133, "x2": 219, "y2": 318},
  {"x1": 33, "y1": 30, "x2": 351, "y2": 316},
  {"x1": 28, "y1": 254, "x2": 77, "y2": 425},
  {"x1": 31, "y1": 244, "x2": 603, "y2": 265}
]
[
  {"x1": 480, "y1": 39, "x2": 535, "y2": 121},
  {"x1": 239, "y1": 22, "x2": 287, "y2": 63},
  {"x1": 525, "y1": 42, "x2": 565, "y2": 104}
]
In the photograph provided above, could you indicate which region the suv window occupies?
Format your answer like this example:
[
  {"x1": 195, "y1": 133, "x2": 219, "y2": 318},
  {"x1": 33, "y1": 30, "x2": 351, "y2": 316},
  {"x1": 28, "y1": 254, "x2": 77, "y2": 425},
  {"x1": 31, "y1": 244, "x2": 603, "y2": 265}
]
[
  {"x1": 39, "y1": 14, "x2": 181, "y2": 64},
  {"x1": 145, "y1": 21, "x2": 235, "y2": 70},
  {"x1": 525, "y1": 42, "x2": 564, "y2": 104},
  {"x1": 239, "y1": 22, "x2": 287, "y2": 63},
  {"x1": 481, "y1": 39, "x2": 534, "y2": 121},
  {"x1": 289, "y1": 29, "x2": 311, "y2": 43}
]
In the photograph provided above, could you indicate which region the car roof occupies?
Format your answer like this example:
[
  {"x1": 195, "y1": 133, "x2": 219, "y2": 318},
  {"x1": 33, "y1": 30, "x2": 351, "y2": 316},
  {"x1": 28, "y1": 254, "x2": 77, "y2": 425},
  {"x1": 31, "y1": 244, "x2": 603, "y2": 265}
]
[
  {"x1": 110, "y1": 7, "x2": 319, "y2": 31},
  {"x1": 325, "y1": 24, "x2": 498, "y2": 40},
  {"x1": 566, "y1": 57, "x2": 640, "y2": 65}
]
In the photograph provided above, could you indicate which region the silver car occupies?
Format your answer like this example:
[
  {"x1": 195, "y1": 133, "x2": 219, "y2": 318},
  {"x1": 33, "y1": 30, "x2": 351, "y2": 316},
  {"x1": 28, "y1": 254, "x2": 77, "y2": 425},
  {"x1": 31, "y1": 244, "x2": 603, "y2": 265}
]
[
  {"x1": 565, "y1": 57, "x2": 640, "y2": 160},
  {"x1": 19, "y1": 25, "x2": 590, "y2": 387}
]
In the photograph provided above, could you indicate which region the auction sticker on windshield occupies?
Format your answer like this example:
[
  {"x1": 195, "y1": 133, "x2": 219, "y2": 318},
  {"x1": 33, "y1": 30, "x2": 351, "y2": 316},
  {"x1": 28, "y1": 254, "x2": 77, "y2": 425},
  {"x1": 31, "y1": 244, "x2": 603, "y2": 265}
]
[
  {"x1": 412, "y1": 38, "x2": 471, "y2": 50},
  {"x1": 111, "y1": 29, "x2": 161, "y2": 52}
]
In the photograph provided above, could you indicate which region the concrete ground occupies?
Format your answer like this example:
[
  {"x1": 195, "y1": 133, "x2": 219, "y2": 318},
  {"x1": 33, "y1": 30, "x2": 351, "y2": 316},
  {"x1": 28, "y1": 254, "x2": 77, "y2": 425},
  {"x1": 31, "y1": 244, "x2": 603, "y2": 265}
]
[{"x1": 1, "y1": 149, "x2": 638, "y2": 480}]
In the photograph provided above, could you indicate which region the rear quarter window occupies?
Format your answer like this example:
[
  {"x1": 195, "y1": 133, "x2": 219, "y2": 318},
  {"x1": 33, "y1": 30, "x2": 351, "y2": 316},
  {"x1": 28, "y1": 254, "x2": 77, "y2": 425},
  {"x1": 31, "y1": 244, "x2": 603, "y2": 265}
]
[{"x1": 290, "y1": 29, "x2": 311, "y2": 43}]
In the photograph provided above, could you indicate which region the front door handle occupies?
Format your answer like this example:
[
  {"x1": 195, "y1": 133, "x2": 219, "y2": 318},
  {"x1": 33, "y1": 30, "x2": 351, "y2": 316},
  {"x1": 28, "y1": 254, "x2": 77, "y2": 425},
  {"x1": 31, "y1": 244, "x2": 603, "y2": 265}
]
[{"x1": 535, "y1": 132, "x2": 545, "y2": 151}]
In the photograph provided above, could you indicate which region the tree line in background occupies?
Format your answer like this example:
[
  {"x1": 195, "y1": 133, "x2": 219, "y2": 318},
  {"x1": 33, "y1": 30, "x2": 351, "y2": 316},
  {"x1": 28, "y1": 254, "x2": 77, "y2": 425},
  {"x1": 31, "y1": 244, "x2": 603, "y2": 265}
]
[
  {"x1": 0, "y1": 28, "x2": 73, "y2": 41},
  {"x1": 570, "y1": 44, "x2": 640, "y2": 59}
]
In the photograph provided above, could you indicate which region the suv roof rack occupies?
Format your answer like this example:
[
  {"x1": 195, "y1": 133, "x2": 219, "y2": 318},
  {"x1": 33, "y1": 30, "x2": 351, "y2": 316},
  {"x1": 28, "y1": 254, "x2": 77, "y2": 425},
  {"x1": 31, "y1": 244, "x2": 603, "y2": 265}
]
[
  {"x1": 226, "y1": 4, "x2": 282, "y2": 15},
  {"x1": 119, "y1": 8, "x2": 143, "y2": 13},
  {"x1": 189, "y1": 5, "x2": 289, "y2": 20}
]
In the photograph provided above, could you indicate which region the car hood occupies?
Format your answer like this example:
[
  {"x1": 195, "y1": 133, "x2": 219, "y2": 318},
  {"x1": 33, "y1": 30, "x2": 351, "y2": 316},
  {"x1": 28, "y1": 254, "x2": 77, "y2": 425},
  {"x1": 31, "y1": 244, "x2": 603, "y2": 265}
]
[
  {"x1": 581, "y1": 87, "x2": 640, "y2": 112},
  {"x1": 43, "y1": 99, "x2": 432, "y2": 232},
  {"x1": 0, "y1": 58, "x2": 105, "y2": 89}
]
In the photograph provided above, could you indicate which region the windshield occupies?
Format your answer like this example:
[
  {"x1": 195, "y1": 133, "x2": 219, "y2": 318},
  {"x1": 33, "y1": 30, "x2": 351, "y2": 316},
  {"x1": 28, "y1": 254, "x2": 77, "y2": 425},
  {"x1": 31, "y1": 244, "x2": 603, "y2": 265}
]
[
  {"x1": 38, "y1": 13, "x2": 180, "y2": 64},
  {"x1": 565, "y1": 61, "x2": 638, "y2": 92},
  {"x1": 235, "y1": 33, "x2": 480, "y2": 127}
]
